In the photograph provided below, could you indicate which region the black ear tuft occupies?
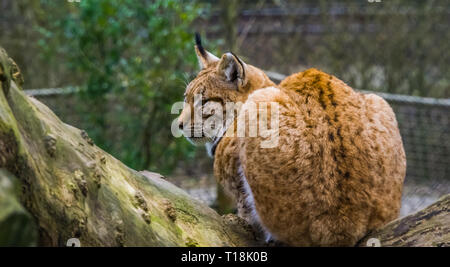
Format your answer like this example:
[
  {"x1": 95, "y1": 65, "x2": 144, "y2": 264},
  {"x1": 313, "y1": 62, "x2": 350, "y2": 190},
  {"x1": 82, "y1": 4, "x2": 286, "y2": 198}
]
[
  {"x1": 195, "y1": 32, "x2": 206, "y2": 57},
  {"x1": 195, "y1": 32, "x2": 202, "y2": 46}
]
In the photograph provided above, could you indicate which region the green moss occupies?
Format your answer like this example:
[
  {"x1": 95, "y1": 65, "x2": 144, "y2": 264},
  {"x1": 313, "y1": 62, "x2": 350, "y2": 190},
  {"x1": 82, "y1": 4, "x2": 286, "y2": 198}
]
[{"x1": 185, "y1": 237, "x2": 199, "y2": 247}]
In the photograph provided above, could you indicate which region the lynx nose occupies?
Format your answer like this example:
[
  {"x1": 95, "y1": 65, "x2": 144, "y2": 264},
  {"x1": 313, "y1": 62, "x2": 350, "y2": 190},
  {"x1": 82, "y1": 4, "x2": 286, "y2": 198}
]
[{"x1": 178, "y1": 121, "x2": 184, "y2": 130}]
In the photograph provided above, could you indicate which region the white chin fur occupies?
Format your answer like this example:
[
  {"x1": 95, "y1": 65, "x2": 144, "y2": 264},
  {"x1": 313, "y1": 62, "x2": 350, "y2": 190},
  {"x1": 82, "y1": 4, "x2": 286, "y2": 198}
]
[{"x1": 205, "y1": 142, "x2": 214, "y2": 158}]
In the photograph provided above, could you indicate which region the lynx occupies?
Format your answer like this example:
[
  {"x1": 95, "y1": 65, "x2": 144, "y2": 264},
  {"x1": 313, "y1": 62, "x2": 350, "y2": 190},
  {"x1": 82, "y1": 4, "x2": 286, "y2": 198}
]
[{"x1": 177, "y1": 35, "x2": 406, "y2": 246}]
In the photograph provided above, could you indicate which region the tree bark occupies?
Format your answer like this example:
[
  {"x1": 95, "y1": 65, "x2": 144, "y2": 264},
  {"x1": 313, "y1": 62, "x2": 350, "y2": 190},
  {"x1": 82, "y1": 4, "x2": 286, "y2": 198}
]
[
  {"x1": 0, "y1": 47, "x2": 448, "y2": 247},
  {"x1": 360, "y1": 194, "x2": 449, "y2": 247}
]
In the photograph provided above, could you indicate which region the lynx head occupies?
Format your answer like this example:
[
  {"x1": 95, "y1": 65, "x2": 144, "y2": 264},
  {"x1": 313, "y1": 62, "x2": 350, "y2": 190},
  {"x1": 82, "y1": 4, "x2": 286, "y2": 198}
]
[{"x1": 177, "y1": 34, "x2": 274, "y2": 149}]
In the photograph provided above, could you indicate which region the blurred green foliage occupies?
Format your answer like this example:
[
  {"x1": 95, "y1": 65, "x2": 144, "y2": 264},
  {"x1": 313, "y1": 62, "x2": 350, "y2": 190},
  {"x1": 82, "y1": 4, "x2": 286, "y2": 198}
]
[{"x1": 37, "y1": 0, "x2": 209, "y2": 173}]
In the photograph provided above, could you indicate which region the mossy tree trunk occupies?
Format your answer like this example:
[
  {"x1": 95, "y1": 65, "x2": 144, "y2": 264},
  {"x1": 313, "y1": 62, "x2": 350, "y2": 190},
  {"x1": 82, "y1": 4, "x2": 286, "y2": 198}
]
[
  {"x1": 0, "y1": 47, "x2": 448, "y2": 247},
  {"x1": 0, "y1": 47, "x2": 257, "y2": 247}
]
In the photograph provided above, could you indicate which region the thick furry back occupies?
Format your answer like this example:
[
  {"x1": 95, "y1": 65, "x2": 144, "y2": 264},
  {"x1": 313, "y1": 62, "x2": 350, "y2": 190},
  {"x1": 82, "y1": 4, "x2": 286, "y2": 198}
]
[{"x1": 234, "y1": 68, "x2": 406, "y2": 246}]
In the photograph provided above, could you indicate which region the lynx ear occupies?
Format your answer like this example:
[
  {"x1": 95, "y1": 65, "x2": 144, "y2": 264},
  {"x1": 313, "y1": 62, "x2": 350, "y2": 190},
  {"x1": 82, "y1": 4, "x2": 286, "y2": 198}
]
[
  {"x1": 217, "y1": 52, "x2": 248, "y2": 88},
  {"x1": 195, "y1": 33, "x2": 219, "y2": 69}
]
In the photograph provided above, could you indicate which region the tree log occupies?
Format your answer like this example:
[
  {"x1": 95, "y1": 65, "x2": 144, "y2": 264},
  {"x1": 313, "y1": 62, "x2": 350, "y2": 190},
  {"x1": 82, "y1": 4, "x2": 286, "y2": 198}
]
[
  {"x1": 0, "y1": 47, "x2": 257, "y2": 247},
  {"x1": 360, "y1": 194, "x2": 449, "y2": 247},
  {"x1": 0, "y1": 47, "x2": 448, "y2": 247}
]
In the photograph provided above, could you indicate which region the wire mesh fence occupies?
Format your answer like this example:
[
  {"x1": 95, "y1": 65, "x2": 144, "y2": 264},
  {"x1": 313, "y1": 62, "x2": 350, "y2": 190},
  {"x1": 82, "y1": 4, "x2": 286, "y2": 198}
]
[
  {"x1": 387, "y1": 96, "x2": 449, "y2": 182},
  {"x1": 389, "y1": 98, "x2": 449, "y2": 215}
]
